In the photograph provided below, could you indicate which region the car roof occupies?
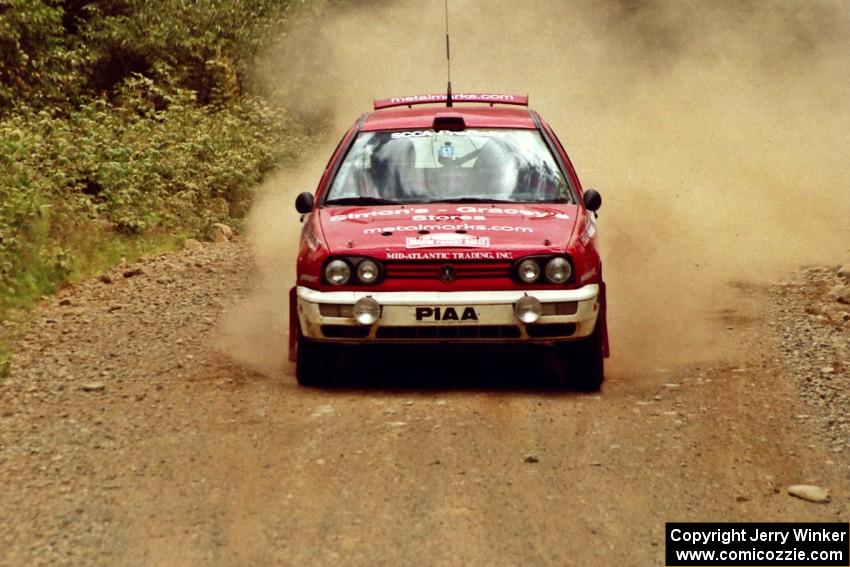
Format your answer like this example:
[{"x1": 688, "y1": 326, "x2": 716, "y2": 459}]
[{"x1": 361, "y1": 106, "x2": 536, "y2": 131}]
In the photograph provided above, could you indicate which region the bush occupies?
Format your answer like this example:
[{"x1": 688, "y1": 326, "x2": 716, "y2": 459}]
[
  {"x1": 0, "y1": 74, "x2": 310, "y2": 308},
  {"x1": 0, "y1": 0, "x2": 308, "y2": 113},
  {"x1": 0, "y1": 0, "x2": 351, "y2": 340}
]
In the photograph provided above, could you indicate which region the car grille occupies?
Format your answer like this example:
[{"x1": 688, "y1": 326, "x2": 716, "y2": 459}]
[
  {"x1": 375, "y1": 325, "x2": 521, "y2": 340},
  {"x1": 383, "y1": 261, "x2": 512, "y2": 281}
]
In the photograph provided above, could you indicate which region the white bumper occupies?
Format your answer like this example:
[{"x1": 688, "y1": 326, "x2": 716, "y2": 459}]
[{"x1": 296, "y1": 285, "x2": 600, "y2": 344}]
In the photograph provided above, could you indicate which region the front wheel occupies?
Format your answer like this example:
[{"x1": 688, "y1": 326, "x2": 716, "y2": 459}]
[
  {"x1": 296, "y1": 336, "x2": 334, "y2": 386},
  {"x1": 556, "y1": 324, "x2": 604, "y2": 391}
]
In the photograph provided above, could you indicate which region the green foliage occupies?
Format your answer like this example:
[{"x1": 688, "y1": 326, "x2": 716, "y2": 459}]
[
  {"x1": 0, "y1": 0, "x2": 308, "y2": 112},
  {"x1": 0, "y1": 75, "x2": 310, "y2": 313},
  {"x1": 0, "y1": 0, "x2": 334, "y2": 359},
  {"x1": 0, "y1": 0, "x2": 67, "y2": 108}
]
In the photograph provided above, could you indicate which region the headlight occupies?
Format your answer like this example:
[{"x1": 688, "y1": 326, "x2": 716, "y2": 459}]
[
  {"x1": 353, "y1": 297, "x2": 380, "y2": 325},
  {"x1": 545, "y1": 257, "x2": 572, "y2": 283},
  {"x1": 515, "y1": 295, "x2": 542, "y2": 324},
  {"x1": 324, "y1": 259, "x2": 351, "y2": 285},
  {"x1": 356, "y1": 259, "x2": 380, "y2": 284},
  {"x1": 517, "y1": 259, "x2": 541, "y2": 283}
]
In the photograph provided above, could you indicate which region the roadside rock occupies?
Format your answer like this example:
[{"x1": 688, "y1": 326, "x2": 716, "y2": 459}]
[
  {"x1": 787, "y1": 484, "x2": 829, "y2": 503},
  {"x1": 523, "y1": 454, "x2": 539, "y2": 464},
  {"x1": 182, "y1": 239, "x2": 203, "y2": 252},
  {"x1": 210, "y1": 223, "x2": 233, "y2": 243},
  {"x1": 828, "y1": 284, "x2": 850, "y2": 304},
  {"x1": 838, "y1": 265, "x2": 850, "y2": 279},
  {"x1": 80, "y1": 382, "x2": 106, "y2": 392}
]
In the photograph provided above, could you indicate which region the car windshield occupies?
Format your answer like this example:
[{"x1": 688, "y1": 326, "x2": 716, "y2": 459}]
[{"x1": 324, "y1": 129, "x2": 574, "y2": 205}]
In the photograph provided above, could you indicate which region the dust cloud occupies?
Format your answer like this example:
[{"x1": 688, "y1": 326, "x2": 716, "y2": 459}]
[
  {"x1": 215, "y1": 155, "x2": 328, "y2": 376},
  {"x1": 220, "y1": 0, "x2": 850, "y2": 375}
]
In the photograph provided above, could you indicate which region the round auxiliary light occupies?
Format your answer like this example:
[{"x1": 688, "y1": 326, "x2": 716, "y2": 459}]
[
  {"x1": 353, "y1": 297, "x2": 381, "y2": 325},
  {"x1": 515, "y1": 295, "x2": 542, "y2": 324},
  {"x1": 517, "y1": 259, "x2": 541, "y2": 283},
  {"x1": 545, "y1": 257, "x2": 572, "y2": 284},
  {"x1": 324, "y1": 259, "x2": 351, "y2": 286},
  {"x1": 356, "y1": 259, "x2": 380, "y2": 284}
]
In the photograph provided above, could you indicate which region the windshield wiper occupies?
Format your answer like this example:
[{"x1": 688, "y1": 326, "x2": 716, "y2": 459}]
[
  {"x1": 422, "y1": 197, "x2": 519, "y2": 204},
  {"x1": 423, "y1": 197, "x2": 572, "y2": 205},
  {"x1": 324, "y1": 196, "x2": 401, "y2": 206}
]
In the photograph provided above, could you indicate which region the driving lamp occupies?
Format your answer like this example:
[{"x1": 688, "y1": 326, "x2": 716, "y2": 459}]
[
  {"x1": 353, "y1": 297, "x2": 381, "y2": 325},
  {"x1": 514, "y1": 295, "x2": 542, "y2": 324}
]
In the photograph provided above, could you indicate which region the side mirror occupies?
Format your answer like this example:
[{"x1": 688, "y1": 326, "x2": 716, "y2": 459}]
[
  {"x1": 295, "y1": 192, "x2": 315, "y2": 214},
  {"x1": 583, "y1": 189, "x2": 602, "y2": 212}
]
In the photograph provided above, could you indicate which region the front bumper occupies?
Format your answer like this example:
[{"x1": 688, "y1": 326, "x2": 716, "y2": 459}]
[{"x1": 296, "y1": 285, "x2": 600, "y2": 344}]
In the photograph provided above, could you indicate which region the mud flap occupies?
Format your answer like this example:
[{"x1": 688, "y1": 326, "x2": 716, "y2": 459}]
[
  {"x1": 599, "y1": 280, "x2": 610, "y2": 358},
  {"x1": 288, "y1": 286, "x2": 298, "y2": 362}
]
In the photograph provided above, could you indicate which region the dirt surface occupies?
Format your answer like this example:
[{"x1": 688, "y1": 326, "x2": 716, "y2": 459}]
[{"x1": 1, "y1": 240, "x2": 849, "y2": 566}]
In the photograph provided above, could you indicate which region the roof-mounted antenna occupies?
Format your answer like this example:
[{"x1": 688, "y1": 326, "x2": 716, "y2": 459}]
[{"x1": 444, "y1": 0, "x2": 452, "y2": 107}]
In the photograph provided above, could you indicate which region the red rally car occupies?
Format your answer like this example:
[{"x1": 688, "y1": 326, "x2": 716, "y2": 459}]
[{"x1": 290, "y1": 93, "x2": 608, "y2": 389}]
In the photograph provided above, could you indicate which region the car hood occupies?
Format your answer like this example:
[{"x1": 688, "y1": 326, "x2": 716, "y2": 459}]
[{"x1": 317, "y1": 203, "x2": 580, "y2": 259}]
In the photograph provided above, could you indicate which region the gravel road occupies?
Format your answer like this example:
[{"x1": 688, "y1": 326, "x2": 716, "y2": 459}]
[{"x1": 1, "y1": 239, "x2": 848, "y2": 566}]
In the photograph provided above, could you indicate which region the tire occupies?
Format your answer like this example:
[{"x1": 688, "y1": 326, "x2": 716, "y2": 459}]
[
  {"x1": 556, "y1": 323, "x2": 605, "y2": 391},
  {"x1": 296, "y1": 337, "x2": 333, "y2": 386}
]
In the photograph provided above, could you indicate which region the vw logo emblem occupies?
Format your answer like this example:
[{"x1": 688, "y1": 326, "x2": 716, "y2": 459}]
[{"x1": 438, "y1": 264, "x2": 457, "y2": 283}]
